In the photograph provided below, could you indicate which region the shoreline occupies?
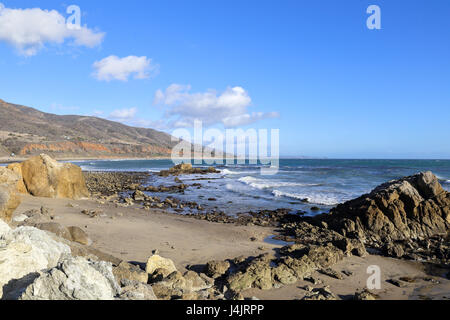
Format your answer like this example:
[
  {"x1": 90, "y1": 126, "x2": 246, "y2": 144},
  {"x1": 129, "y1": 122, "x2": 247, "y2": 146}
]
[
  {"x1": 2, "y1": 158, "x2": 449, "y2": 300},
  {"x1": 13, "y1": 193, "x2": 450, "y2": 300}
]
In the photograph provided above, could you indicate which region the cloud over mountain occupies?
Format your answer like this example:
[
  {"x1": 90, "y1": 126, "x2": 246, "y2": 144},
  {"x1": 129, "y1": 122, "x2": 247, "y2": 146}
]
[{"x1": 154, "y1": 84, "x2": 279, "y2": 128}]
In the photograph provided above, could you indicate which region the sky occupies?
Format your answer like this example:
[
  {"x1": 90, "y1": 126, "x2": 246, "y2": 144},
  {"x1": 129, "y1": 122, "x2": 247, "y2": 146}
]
[{"x1": 0, "y1": 0, "x2": 449, "y2": 159}]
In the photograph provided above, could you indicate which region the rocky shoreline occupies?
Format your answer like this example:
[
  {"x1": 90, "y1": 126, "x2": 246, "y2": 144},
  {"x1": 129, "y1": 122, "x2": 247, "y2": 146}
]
[
  {"x1": 1, "y1": 155, "x2": 449, "y2": 300},
  {"x1": 81, "y1": 165, "x2": 449, "y2": 299}
]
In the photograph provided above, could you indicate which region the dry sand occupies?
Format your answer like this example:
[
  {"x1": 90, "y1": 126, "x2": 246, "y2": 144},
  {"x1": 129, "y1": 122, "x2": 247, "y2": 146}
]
[
  {"x1": 16, "y1": 195, "x2": 277, "y2": 270},
  {"x1": 14, "y1": 194, "x2": 450, "y2": 300}
]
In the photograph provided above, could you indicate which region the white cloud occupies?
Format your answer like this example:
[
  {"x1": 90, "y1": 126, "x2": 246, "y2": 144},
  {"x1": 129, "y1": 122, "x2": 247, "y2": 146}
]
[
  {"x1": 92, "y1": 55, "x2": 158, "y2": 82},
  {"x1": 109, "y1": 107, "x2": 138, "y2": 120},
  {"x1": 0, "y1": 3, "x2": 104, "y2": 56},
  {"x1": 154, "y1": 84, "x2": 279, "y2": 128},
  {"x1": 106, "y1": 107, "x2": 167, "y2": 129}
]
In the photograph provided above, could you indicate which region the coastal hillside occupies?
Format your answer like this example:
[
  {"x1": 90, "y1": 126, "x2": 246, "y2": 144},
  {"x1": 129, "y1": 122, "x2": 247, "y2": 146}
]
[{"x1": 0, "y1": 99, "x2": 176, "y2": 159}]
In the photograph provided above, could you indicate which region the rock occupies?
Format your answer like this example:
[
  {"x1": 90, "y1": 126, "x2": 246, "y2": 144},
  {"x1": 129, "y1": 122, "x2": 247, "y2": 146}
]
[
  {"x1": 384, "y1": 242, "x2": 405, "y2": 258},
  {"x1": 159, "y1": 164, "x2": 219, "y2": 176},
  {"x1": 113, "y1": 261, "x2": 148, "y2": 284},
  {"x1": 227, "y1": 255, "x2": 273, "y2": 292},
  {"x1": 354, "y1": 289, "x2": 378, "y2": 300},
  {"x1": 12, "y1": 214, "x2": 28, "y2": 223},
  {"x1": 334, "y1": 238, "x2": 367, "y2": 257},
  {"x1": 0, "y1": 227, "x2": 70, "y2": 298},
  {"x1": 305, "y1": 244, "x2": 344, "y2": 268},
  {"x1": 271, "y1": 263, "x2": 297, "y2": 285},
  {"x1": 132, "y1": 190, "x2": 145, "y2": 201},
  {"x1": 152, "y1": 283, "x2": 182, "y2": 300},
  {"x1": 183, "y1": 271, "x2": 214, "y2": 292},
  {"x1": 172, "y1": 163, "x2": 193, "y2": 172},
  {"x1": 304, "y1": 276, "x2": 323, "y2": 285},
  {"x1": 151, "y1": 271, "x2": 186, "y2": 299},
  {"x1": 319, "y1": 268, "x2": 344, "y2": 280},
  {"x1": 67, "y1": 226, "x2": 92, "y2": 246},
  {"x1": 18, "y1": 154, "x2": 90, "y2": 199},
  {"x1": 146, "y1": 254, "x2": 177, "y2": 275},
  {"x1": 0, "y1": 218, "x2": 11, "y2": 238},
  {"x1": 151, "y1": 270, "x2": 213, "y2": 300},
  {"x1": 34, "y1": 222, "x2": 72, "y2": 241},
  {"x1": 387, "y1": 279, "x2": 407, "y2": 288},
  {"x1": 0, "y1": 182, "x2": 21, "y2": 223},
  {"x1": 302, "y1": 286, "x2": 337, "y2": 300},
  {"x1": 205, "y1": 260, "x2": 231, "y2": 278},
  {"x1": 149, "y1": 268, "x2": 174, "y2": 283},
  {"x1": 89, "y1": 259, "x2": 121, "y2": 296},
  {"x1": 326, "y1": 172, "x2": 450, "y2": 243},
  {"x1": 3, "y1": 256, "x2": 118, "y2": 300},
  {"x1": 118, "y1": 279, "x2": 157, "y2": 300},
  {"x1": 5, "y1": 163, "x2": 27, "y2": 193},
  {"x1": 5, "y1": 227, "x2": 71, "y2": 267},
  {"x1": 282, "y1": 255, "x2": 317, "y2": 280}
]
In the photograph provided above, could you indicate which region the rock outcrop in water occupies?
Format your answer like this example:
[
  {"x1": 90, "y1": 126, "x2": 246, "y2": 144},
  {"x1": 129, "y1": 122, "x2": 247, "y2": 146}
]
[
  {"x1": 9, "y1": 154, "x2": 89, "y2": 200},
  {"x1": 324, "y1": 171, "x2": 449, "y2": 244},
  {"x1": 158, "y1": 163, "x2": 219, "y2": 177}
]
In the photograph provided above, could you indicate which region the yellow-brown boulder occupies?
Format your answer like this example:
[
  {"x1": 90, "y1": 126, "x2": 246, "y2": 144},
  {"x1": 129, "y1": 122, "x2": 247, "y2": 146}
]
[{"x1": 19, "y1": 154, "x2": 89, "y2": 199}]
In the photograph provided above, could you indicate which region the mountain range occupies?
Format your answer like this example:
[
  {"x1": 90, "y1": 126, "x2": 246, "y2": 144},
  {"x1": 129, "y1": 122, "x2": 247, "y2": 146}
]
[{"x1": 0, "y1": 99, "x2": 176, "y2": 159}]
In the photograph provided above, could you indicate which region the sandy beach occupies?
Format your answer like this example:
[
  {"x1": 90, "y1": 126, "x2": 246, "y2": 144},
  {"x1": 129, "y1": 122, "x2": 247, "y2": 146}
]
[{"x1": 13, "y1": 193, "x2": 450, "y2": 300}]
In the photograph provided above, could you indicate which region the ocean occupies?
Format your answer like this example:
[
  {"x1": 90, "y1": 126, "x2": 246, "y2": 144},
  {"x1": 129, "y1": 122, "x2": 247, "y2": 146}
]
[{"x1": 72, "y1": 159, "x2": 450, "y2": 216}]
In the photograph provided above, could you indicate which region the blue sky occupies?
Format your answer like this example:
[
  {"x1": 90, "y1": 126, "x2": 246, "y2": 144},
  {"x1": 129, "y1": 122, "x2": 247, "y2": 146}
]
[{"x1": 0, "y1": 0, "x2": 449, "y2": 159}]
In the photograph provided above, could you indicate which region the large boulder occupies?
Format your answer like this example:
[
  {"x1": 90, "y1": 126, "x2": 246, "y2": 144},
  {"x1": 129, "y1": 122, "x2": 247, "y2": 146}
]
[
  {"x1": 325, "y1": 172, "x2": 450, "y2": 243},
  {"x1": 0, "y1": 167, "x2": 22, "y2": 223},
  {"x1": 0, "y1": 227, "x2": 70, "y2": 298},
  {"x1": 5, "y1": 164, "x2": 27, "y2": 193},
  {"x1": 17, "y1": 154, "x2": 89, "y2": 199},
  {"x1": 0, "y1": 184, "x2": 20, "y2": 223},
  {"x1": 3, "y1": 256, "x2": 119, "y2": 300}
]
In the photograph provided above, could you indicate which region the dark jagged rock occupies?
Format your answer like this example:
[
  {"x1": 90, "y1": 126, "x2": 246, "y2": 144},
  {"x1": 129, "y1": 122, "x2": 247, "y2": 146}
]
[
  {"x1": 158, "y1": 164, "x2": 219, "y2": 177},
  {"x1": 324, "y1": 172, "x2": 449, "y2": 243}
]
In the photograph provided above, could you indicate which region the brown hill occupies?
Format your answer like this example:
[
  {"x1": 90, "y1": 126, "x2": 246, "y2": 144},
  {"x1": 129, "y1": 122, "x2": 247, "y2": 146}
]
[{"x1": 0, "y1": 99, "x2": 176, "y2": 159}]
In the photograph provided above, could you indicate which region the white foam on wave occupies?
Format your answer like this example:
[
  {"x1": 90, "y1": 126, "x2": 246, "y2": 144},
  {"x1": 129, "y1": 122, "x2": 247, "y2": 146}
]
[
  {"x1": 221, "y1": 169, "x2": 257, "y2": 175},
  {"x1": 238, "y1": 176, "x2": 320, "y2": 190},
  {"x1": 272, "y1": 189, "x2": 342, "y2": 206}
]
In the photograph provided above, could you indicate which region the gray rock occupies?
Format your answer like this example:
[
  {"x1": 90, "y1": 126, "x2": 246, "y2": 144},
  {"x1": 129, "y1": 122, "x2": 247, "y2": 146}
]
[
  {"x1": 0, "y1": 226, "x2": 70, "y2": 298},
  {"x1": 4, "y1": 256, "x2": 119, "y2": 300},
  {"x1": 119, "y1": 279, "x2": 157, "y2": 300}
]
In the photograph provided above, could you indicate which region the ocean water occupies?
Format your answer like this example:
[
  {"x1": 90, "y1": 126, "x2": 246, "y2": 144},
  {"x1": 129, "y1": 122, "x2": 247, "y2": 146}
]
[{"x1": 73, "y1": 159, "x2": 450, "y2": 215}]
